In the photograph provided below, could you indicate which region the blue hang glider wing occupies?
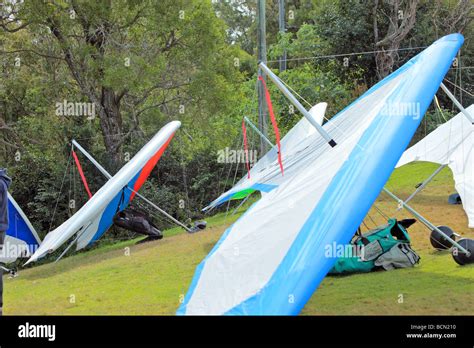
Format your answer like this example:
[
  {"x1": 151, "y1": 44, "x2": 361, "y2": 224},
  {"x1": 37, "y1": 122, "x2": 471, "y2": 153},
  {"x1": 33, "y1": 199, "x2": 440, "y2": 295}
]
[
  {"x1": 1, "y1": 193, "x2": 41, "y2": 264},
  {"x1": 178, "y1": 34, "x2": 464, "y2": 315}
]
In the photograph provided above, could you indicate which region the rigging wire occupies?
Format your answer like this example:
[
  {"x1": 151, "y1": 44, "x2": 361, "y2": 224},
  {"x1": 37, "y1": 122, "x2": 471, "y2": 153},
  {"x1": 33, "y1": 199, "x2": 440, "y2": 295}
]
[
  {"x1": 225, "y1": 135, "x2": 244, "y2": 219},
  {"x1": 266, "y1": 46, "x2": 429, "y2": 64},
  {"x1": 48, "y1": 145, "x2": 73, "y2": 233},
  {"x1": 279, "y1": 76, "x2": 313, "y2": 109},
  {"x1": 373, "y1": 203, "x2": 389, "y2": 220},
  {"x1": 68, "y1": 158, "x2": 73, "y2": 216},
  {"x1": 178, "y1": 133, "x2": 191, "y2": 222},
  {"x1": 210, "y1": 76, "x2": 260, "y2": 213},
  {"x1": 361, "y1": 219, "x2": 371, "y2": 232},
  {"x1": 444, "y1": 78, "x2": 474, "y2": 98}
]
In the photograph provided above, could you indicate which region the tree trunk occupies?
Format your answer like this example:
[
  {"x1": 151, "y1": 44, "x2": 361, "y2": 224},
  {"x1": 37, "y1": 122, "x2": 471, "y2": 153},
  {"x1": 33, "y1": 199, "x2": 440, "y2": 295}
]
[
  {"x1": 373, "y1": 0, "x2": 419, "y2": 80},
  {"x1": 98, "y1": 87, "x2": 123, "y2": 168}
]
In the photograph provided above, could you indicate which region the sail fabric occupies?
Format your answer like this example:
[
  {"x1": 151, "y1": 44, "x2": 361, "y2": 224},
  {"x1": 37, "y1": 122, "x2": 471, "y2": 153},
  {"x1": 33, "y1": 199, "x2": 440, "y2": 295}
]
[
  {"x1": 204, "y1": 102, "x2": 328, "y2": 210},
  {"x1": 308, "y1": 102, "x2": 327, "y2": 126},
  {"x1": 396, "y1": 104, "x2": 474, "y2": 227},
  {"x1": 258, "y1": 76, "x2": 284, "y2": 175},
  {"x1": 179, "y1": 34, "x2": 464, "y2": 315},
  {"x1": 242, "y1": 119, "x2": 251, "y2": 179},
  {"x1": 0, "y1": 193, "x2": 41, "y2": 264},
  {"x1": 25, "y1": 121, "x2": 180, "y2": 264},
  {"x1": 72, "y1": 150, "x2": 93, "y2": 199}
]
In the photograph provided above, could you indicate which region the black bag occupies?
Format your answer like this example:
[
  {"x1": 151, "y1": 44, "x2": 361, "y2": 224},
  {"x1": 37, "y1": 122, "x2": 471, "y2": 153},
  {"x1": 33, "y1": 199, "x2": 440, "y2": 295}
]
[{"x1": 113, "y1": 209, "x2": 163, "y2": 239}]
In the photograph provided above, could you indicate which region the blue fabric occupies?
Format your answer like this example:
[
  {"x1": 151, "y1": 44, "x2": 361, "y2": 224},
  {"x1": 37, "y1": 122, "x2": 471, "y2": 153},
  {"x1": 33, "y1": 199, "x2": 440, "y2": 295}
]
[
  {"x1": 6, "y1": 198, "x2": 39, "y2": 253},
  {"x1": 251, "y1": 183, "x2": 277, "y2": 193},
  {"x1": 85, "y1": 171, "x2": 140, "y2": 246},
  {"x1": 0, "y1": 170, "x2": 11, "y2": 231}
]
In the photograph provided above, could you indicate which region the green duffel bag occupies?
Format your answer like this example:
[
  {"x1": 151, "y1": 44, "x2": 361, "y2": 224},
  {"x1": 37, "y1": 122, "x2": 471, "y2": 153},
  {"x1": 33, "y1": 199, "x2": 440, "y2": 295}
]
[{"x1": 329, "y1": 218, "x2": 420, "y2": 275}]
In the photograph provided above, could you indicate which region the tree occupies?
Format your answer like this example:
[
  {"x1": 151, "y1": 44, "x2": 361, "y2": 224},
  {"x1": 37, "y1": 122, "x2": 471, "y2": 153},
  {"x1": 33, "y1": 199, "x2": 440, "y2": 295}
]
[
  {"x1": 1, "y1": 0, "x2": 239, "y2": 167},
  {"x1": 373, "y1": 0, "x2": 419, "y2": 80}
]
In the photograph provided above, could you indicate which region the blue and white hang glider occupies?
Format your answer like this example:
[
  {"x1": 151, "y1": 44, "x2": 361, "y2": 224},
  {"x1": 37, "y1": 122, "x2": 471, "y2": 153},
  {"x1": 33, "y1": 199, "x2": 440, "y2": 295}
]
[
  {"x1": 0, "y1": 193, "x2": 41, "y2": 264},
  {"x1": 178, "y1": 34, "x2": 464, "y2": 315}
]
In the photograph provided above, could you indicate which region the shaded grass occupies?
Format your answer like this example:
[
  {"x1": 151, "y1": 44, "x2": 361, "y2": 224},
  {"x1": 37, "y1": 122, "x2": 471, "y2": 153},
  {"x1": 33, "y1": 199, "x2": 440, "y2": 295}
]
[{"x1": 4, "y1": 162, "x2": 474, "y2": 315}]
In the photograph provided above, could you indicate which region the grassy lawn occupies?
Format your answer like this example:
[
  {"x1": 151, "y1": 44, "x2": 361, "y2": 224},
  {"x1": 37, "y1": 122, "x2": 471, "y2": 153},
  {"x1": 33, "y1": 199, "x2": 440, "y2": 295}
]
[{"x1": 4, "y1": 162, "x2": 473, "y2": 315}]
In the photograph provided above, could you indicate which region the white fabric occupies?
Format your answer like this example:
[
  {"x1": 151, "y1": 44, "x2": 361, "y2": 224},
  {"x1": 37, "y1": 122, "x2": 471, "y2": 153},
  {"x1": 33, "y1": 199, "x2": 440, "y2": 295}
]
[
  {"x1": 397, "y1": 104, "x2": 474, "y2": 227},
  {"x1": 308, "y1": 102, "x2": 327, "y2": 126},
  {"x1": 0, "y1": 236, "x2": 31, "y2": 264},
  {"x1": 75, "y1": 210, "x2": 105, "y2": 250},
  {"x1": 186, "y1": 73, "x2": 407, "y2": 314}
]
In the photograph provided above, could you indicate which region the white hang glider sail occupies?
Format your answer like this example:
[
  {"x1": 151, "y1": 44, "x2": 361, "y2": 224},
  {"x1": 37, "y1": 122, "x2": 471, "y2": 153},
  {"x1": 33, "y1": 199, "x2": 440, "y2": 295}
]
[
  {"x1": 179, "y1": 34, "x2": 464, "y2": 315},
  {"x1": 26, "y1": 121, "x2": 181, "y2": 264},
  {"x1": 397, "y1": 104, "x2": 474, "y2": 227}
]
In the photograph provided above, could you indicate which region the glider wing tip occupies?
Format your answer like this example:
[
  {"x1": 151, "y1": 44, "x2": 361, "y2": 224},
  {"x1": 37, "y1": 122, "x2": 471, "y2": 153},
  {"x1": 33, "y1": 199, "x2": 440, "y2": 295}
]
[{"x1": 171, "y1": 120, "x2": 182, "y2": 128}]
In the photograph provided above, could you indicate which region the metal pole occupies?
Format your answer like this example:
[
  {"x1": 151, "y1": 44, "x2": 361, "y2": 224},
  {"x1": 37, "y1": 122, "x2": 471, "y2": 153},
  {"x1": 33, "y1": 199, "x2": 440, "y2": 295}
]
[
  {"x1": 72, "y1": 140, "x2": 111, "y2": 179},
  {"x1": 72, "y1": 140, "x2": 192, "y2": 232},
  {"x1": 0, "y1": 265, "x2": 17, "y2": 277},
  {"x1": 402, "y1": 164, "x2": 447, "y2": 206},
  {"x1": 278, "y1": 0, "x2": 287, "y2": 72},
  {"x1": 259, "y1": 62, "x2": 337, "y2": 147},
  {"x1": 129, "y1": 189, "x2": 192, "y2": 232},
  {"x1": 382, "y1": 187, "x2": 470, "y2": 255},
  {"x1": 244, "y1": 116, "x2": 274, "y2": 148},
  {"x1": 440, "y1": 83, "x2": 474, "y2": 123},
  {"x1": 231, "y1": 195, "x2": 251, "y2": 216},
  {"x1": 257, "y1": 0, "x2": 269, "y2": 156}
]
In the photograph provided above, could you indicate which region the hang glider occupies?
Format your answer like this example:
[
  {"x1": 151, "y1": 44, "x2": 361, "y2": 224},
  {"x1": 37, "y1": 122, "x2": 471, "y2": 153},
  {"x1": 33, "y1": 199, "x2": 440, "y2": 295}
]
[
  {"x1": 397, "y1": 104, "x2": 474, "y2": 227},
  {"x1": 178, "y1": 34, "x2": 464, "y2": 315},
  {"x1": 26, "y1": 121, "x2": 181, "y2": 264},
  {"x1": 0, "y1": 193, "x2": 41, "y2": 264}
]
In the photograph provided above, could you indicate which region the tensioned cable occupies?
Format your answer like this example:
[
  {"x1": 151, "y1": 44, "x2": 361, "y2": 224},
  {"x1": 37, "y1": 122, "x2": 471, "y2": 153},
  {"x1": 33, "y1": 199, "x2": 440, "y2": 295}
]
[
  {"x1": 214, "y1": 79, "x2": 260, "y2": 203},
  {"x1": 225, "y1": 136, "x2": 244, "y2": 218},
  {"x1": 177, "y1": 134, "x2": 191, "y2": 219},
  {"x1": 373, "y1": 203, "x2": 389, "y2": 220},
  {"x1": 444, "y1": 78, "x2": 474, "y2": 98},
  {"x1": 48, "y1": 145, "x2": 74, "y2": 233},
  {"x1": 278, "y1": 76, "x2": 313, "y2": 109},
  {"x1": 267, "y1": 46, "x2": 428, "y2": 63},
  {"x1": 365, "y1": 210, "x2": 379, "y2": 228}
]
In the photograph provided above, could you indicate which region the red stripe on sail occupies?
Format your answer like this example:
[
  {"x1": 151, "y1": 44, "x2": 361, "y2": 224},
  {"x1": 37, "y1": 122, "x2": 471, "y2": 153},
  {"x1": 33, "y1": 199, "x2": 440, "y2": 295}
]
[
  {"x1": 242, "y1": 119, "x2": 251, "y2": 179},
  {"x1": 258, "y1": 75, "x2": 284, "y2": 175},
  {"x1": 72, "y1": 150, "x2": 93, "y2": 199},
  {"x1": 129, "y1": 132, "x2": 175, "y2": 201}
]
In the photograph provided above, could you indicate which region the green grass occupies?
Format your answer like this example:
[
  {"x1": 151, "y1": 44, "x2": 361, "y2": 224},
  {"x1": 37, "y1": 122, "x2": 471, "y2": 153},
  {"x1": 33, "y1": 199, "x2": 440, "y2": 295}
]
[{"x1": 4, "y1": 162, "x2": 473, "y2": 315}]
